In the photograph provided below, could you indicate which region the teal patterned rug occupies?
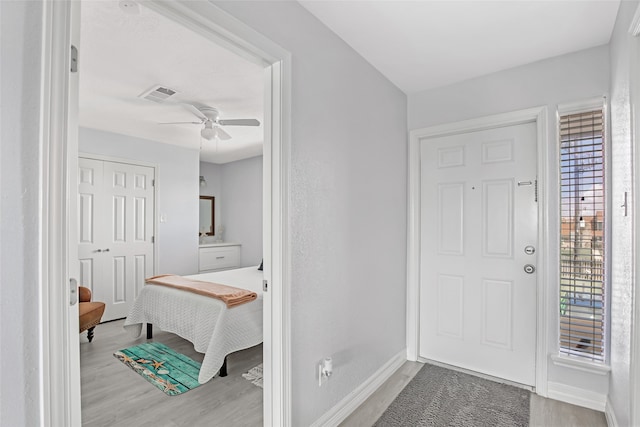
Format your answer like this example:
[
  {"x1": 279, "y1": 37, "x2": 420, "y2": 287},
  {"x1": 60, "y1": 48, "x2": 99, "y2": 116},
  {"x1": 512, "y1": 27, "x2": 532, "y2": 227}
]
[{"x1": 114, "y1": 342, "x2": 201, "y2": 396}]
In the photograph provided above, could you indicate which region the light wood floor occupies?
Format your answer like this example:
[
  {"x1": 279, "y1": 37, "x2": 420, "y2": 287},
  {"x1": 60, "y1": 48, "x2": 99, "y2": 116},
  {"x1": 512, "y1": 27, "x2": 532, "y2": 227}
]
[
  {"x1": 82, "y1": 321, "x2": 607, "y2": 426},
  {"x1": 80, "y1": 319, "x2": 263, "y2": 427}
]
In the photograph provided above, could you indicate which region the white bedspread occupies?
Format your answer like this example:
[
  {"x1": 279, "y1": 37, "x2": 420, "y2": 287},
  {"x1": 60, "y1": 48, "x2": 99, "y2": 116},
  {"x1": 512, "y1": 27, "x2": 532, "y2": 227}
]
[{"x1": 123, "y1": 266, "x2": 263, "y2": 384}]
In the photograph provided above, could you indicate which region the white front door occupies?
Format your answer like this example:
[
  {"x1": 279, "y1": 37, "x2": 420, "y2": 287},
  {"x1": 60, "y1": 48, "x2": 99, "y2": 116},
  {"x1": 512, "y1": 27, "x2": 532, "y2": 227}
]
[
  {"x1": 78, "y1": 157, "x2": 155, "y2": 321},
  {"x1": 419, "y1": 122, "x2": 538, "y2": 386}
]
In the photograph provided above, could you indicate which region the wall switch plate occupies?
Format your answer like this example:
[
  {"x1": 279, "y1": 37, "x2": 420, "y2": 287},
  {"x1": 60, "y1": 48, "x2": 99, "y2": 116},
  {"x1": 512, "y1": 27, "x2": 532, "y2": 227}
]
[{"x1": 318, "y1": 357, "x2": 333, "y2": 387}]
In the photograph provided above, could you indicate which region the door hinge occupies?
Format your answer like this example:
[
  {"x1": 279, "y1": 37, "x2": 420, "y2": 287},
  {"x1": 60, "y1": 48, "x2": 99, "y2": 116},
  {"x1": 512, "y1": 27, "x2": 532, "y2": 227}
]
[
  {"x1": 151, "y1": 236, "x2": 155, "y2": 243},
  {"x1": 70, "y1": 45, "x2": 78, "y2": 73},
  {"x1": 263, "y1": 280, "x2": 268, "y2": 292},
  {"x1": 152, "y1": 179, "x2": 155, "y2": 187},
  {"x1": 535, "y1": 179, "x2": 538, "y2": 203},
  {"x1": 69, "y1": 278, "x2": 78, "y2": 306}
]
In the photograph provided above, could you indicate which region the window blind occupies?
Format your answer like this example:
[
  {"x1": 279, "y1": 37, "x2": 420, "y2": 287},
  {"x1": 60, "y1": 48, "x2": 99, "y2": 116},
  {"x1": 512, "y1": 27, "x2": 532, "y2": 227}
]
[{"x1": 559, "y1": 109, "x2": 605, "y2": 362}]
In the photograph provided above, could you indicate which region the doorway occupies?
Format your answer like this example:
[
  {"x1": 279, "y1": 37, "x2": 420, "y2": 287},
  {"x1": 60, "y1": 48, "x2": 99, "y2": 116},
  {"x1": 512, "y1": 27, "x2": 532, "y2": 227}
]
[
  {"x1": 42, "y1": 1, "x2": 291, "y2": 426},
  {"x1": 407, "y1": 107, "x2": 549, "y2": 392}
]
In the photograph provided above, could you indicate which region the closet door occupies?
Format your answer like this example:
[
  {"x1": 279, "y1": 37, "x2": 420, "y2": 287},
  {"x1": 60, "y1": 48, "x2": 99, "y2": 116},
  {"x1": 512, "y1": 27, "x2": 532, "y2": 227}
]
[
  {"x1": 78, "y1": 158, "x2": 107, "y2": 302},
  {"x1": 101, "y1": 161, "x2": 155, "y2": 320},
  {"x1": 78, "y1": 158, "x2": 155, "y2": 321}
]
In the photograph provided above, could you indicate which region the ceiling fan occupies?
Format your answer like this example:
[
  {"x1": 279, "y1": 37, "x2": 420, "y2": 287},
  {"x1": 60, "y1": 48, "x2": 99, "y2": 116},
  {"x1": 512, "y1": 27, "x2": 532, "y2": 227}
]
[{"x1": 160, "y1": 104, "x2": 260, "y2": 141}]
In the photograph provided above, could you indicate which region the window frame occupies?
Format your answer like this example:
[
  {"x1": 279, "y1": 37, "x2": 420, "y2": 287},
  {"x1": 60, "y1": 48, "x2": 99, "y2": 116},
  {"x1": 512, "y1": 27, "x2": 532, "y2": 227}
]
[{"x1": 555, "y1": 97, "x2": 610, "y2": 366}]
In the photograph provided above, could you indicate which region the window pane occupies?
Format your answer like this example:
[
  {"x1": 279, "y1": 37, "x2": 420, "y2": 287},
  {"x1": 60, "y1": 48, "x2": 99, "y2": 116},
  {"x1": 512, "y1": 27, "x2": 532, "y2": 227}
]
[{"x1": 559, "y1": 108, "x2": 606, "y2": 362}]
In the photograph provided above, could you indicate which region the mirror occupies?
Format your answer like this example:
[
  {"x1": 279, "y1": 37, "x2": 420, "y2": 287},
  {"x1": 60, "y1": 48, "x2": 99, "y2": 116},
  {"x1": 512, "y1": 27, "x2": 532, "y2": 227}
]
[{"x1": 199, "y1": 196, "x2": 215, "y2": 236}]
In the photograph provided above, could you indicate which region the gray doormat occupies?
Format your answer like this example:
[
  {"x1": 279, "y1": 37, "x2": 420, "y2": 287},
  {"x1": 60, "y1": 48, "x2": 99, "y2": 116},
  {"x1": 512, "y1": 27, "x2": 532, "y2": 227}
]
[{"x1": 374, "y1": 363, "x2": 530, "y2": 426}]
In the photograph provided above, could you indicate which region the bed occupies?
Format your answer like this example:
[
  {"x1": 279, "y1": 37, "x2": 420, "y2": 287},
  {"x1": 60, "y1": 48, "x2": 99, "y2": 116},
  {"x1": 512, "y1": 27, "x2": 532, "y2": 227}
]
[{"x1": 123, "y1": 266, "x2": 263, "y2": 384}]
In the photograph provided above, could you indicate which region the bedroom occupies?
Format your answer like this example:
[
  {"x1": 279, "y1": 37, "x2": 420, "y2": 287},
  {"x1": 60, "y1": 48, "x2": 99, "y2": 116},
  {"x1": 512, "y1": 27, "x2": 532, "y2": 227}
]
[
  {"x1": 2, "y1": 1, "x2": 640, "y2": 427},
  {"x1": 76, "y1": 1, "x2": 267, "y2": 424}
]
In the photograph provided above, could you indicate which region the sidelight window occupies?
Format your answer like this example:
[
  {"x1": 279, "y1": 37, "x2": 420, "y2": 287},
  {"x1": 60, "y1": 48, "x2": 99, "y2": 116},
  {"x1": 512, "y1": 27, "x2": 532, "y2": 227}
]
[{"x1": 558, "y1": 107, "x2": 606, "y2": 362}]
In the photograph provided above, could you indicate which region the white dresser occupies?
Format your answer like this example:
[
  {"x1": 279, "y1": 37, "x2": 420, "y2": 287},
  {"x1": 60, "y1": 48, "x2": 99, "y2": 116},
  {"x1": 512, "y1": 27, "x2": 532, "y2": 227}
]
[{"x1": 198, "y1": 243, "x2": 241, "y2": 272}]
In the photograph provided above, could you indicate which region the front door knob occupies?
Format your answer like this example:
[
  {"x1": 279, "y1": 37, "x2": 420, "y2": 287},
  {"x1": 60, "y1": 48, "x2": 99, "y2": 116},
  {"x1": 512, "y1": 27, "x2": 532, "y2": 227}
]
[{"x1": 524, "y1": 264, "x2": 535, "y2": 274}]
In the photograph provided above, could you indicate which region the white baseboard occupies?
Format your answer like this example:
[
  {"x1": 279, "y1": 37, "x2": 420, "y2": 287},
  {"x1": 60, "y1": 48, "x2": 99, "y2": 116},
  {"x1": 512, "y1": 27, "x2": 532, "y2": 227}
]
[
  {"x1": 310, "y1": 349, "x2": 407, "y2": 427},
  {"x1": 547, "y1": 381, "x2": 607, "y2": 412},
  {"x1": 605, "y1": 398, "x2": 619, "y2": 427}
]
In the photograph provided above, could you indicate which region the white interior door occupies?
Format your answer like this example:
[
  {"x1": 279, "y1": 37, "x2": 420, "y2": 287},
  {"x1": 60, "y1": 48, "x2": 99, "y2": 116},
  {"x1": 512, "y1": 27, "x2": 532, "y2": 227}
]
[
  {"x1": 419, "y1": 122, "x2": 538, "y2": 386},
  {"x1": 78, "y1": 157, "x2": 106, "y2": 302},
  {"x1": 78, "y1": 158, "x2": 155, "y2": 321}
]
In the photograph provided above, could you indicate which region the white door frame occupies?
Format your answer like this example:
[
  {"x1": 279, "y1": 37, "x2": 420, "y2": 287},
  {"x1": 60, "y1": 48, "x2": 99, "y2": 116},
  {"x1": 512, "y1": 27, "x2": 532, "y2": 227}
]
[
  {"x1": 42, "y1": 1, "x2": 292, "y2": 426},
  {"x1": 407, "y1": 106, "x2": 549, "y2": 395},
  {"x1": 629, "y1": 5, "x2": 640, "y2": 426}
]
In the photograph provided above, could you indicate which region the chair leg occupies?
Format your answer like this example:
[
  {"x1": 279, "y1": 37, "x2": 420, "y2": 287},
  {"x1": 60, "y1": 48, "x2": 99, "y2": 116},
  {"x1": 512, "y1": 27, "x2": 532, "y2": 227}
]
[
  {"x1": 219, "y1": 356, "x2": 228, "y2": 377},
  {"x1": 87, "y1": 326, "x2": 95, "y2": 342}
]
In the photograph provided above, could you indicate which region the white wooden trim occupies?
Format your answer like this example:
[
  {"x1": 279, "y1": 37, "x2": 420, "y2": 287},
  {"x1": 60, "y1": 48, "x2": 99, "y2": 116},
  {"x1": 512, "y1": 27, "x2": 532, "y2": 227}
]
[
  {"x1": 409, "y1": 106, "x2": 547, "y2": 140},
  {"x1": 41, "y1": 1, "x2": 82, "y2": 425},
  {"x1": 45, "y1": 1, "x2": 292, "y2": 426},
  {"x1": 143, "y1": 1, "x2": 289, "y2": 66},
  {"x1": 406, "y1": 128, "x2": 421, "y2": 362},
  {"x1": 549, "y1": 354, "x2": 611, "y2": 375},
  {"x1": 535, "y1": 107, "x2": 550, "y2": 397},
  {"x1": 605, "y1": 398, "x2": 620, "y2": 427},
  {"x1": 630, "y1": 10, "x2": 640, "y2": 426},
  {"x1": 310, "y1": 350, "x2": 407, "y2": 427},
  {"x1": 546, "y1": 381, "x2": 607, "y2": 412},
  {"x1": 406, "y1": 106, "x2": 549, "y2": 395},
  {"x1": 262, "y1": 59, "x2": 293, "y2": 427},
  {"x1": 79, "y1": 152, "x2": 158, "y2": 168},
  {"x1": 557, "y1": 96, "x2": 606, "y2": 116}
]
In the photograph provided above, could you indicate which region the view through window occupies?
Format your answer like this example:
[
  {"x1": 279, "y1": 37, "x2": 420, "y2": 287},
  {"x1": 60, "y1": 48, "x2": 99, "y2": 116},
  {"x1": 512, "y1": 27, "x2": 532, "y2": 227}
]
[{"x1": 559, "y1": 108, "x2": 606, "y2": 362}]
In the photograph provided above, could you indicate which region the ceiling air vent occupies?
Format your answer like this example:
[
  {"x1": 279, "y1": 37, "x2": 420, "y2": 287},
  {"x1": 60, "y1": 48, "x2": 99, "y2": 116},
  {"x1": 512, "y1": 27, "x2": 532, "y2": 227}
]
[{"x1": 138, "y1": 85, "x2": 178, "y2": 103}]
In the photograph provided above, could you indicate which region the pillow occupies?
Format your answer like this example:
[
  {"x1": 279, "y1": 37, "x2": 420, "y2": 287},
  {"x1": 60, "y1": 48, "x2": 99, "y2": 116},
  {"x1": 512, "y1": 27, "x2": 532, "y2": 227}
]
[{"x1": 258, "y1": 259, "x2": 263, "y2": 271}]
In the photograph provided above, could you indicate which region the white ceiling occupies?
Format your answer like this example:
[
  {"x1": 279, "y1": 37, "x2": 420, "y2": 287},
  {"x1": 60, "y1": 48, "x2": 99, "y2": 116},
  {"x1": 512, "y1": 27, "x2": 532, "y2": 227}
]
[
  {"x1": 79, "y1": 1, "x2": 264, "y2": 164},
  {"x1": 299, "y1": 0, "x2": 621, "y2": 94},
  {"x1": 80, "y1": 1, "x2": 621, "y2": 162}
]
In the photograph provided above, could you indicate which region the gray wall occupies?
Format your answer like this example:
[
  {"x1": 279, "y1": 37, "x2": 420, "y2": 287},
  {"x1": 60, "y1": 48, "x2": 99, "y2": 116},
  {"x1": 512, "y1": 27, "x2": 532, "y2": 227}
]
[
  {"x1": 221, "y1": 157, "x2": 263, "y2": 267},
  {"x1": 409, "y1": 46, "x2": 611, "y2": 396},
  {"x1": 607, "y1": 1, "x2": 639, "y2": 425},
  {"x1": 200, "y1": 157, "x2": 263, "y2": 267},
  {"x1": 0, "y1": 1, "x2": 45, "y2": 425},
  {"x1": 214, "y1": 2, "x2": 408, "y2": 425},
  {"x1": 80, "y1": 128, "x2": 200, "y2": 276}
]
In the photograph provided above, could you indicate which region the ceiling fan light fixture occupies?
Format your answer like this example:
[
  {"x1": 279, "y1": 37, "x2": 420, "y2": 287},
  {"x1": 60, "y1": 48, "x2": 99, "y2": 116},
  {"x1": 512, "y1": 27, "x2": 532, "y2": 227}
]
[{"x1": 201, "y1": 122, "x2": 216, "y2": 140}]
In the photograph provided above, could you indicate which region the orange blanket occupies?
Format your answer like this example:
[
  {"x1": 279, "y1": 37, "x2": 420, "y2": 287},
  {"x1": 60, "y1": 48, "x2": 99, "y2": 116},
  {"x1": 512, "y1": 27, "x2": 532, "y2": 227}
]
[{"x1": 145, "y1": 274, "x2": 258, "y2": 308}]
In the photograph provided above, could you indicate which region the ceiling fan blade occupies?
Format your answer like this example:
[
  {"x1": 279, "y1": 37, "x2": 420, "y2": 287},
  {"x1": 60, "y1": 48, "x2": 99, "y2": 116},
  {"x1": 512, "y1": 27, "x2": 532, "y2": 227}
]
[
  {"x1": 217, "y1": 118, "x2": 260, "y2": 127},
  {"x1": 215, "y1": 127, "x2": 232, "y2": 140},
  {"x1": 182, "y1": 103, "x2": 208, "y2": 121},
  {"x1": 158, "y1": 121, "x2": 202, "y2": 125}
]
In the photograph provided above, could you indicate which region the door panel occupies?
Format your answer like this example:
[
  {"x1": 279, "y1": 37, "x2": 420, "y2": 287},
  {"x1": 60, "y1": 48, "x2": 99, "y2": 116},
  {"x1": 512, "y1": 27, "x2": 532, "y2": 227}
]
[
  {"x1": 438, "y1": 183, "x2": 464, "y2": 254},
  {"x1": 419, "y1": 122, "x2": 537, "y2": 386},
  {"x1": 78, "y1": 158, "x2": 105, "y2": 295},
  {"x1": 482, "y1": 278, "x2": 513, "y2": 349},
  {"x1": 483, "y1": 179, "x2": 513, "y2": 257},
  {"x1": 437, "y1": 274, "x2": 464, "y2": 339}
]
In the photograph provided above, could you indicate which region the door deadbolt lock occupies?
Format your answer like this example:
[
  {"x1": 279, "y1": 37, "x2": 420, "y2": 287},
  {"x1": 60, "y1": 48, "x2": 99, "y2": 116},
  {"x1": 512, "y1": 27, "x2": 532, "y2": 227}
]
[
  {"x1": 524, "y1": 245, "x2": 535, "y2": 255},
  {"x1": 524, "y1": 264, "x2": 536, "y2": 274}
]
